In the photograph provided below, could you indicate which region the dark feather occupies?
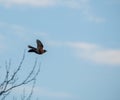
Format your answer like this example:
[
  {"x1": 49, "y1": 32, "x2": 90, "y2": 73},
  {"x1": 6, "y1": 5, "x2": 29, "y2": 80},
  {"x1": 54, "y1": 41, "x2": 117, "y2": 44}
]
[
  {"x1": 36, "y1": 39, "x2": 43, "y2": 48},
  {"x1": 28, "y1": 49, "x2": 37, "y2": 53}
]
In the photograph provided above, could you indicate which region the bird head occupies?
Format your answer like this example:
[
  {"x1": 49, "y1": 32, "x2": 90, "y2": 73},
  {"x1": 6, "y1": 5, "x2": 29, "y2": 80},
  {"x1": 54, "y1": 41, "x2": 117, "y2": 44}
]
[{"x1": 44, "y1": 50, "x2": 47, "y2": 53}]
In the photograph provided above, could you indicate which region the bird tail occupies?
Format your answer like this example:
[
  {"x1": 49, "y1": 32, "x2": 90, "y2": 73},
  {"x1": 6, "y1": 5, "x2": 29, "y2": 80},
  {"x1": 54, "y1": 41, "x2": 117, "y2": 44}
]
[
  {"x1": 28, "y1": 45, "x2": 36, "y2": 49},
  {"x1": 28, "y1": 45, "x2": 37, "y2": 53}
]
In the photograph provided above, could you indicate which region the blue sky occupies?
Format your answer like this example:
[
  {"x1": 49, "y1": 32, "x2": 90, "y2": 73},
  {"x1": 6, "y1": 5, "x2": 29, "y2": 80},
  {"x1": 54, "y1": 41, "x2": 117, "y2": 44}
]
[{"x1": 0, "y1": 0, "x2": 120, "y2": 100}]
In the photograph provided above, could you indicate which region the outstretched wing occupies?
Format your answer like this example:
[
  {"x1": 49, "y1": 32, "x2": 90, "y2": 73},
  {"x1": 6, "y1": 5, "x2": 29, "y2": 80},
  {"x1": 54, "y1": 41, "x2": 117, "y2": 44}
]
[{"x1": 36, "y1": 39, "x2": 43, "y2": 50}]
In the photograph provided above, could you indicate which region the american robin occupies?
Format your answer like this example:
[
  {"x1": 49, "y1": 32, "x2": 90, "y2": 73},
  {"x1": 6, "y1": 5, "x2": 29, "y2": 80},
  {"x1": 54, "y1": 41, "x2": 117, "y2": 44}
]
[{"x1": 28, "y1": 39, "x2": 47, "y2": 55}]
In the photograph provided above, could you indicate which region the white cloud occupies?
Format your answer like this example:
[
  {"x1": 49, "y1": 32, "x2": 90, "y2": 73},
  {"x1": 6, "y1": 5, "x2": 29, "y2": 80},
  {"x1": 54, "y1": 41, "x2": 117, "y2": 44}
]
[
  {"x1": 85, "y1": 13, "x2": 106, "y2": 23},
  {"x1": 67, "y1": 42, "x2": 98, "y2": 50},
  {"x1": 0, "y1": 22, "x2": 29, "y2": 39},
  {"x1": 13, "y1": 86, "x2": 75, "y2": 99},
  {"x1": 62, "y1": 0, "x2": 105, "y2": 23},
  {"x1": 0, "y1": 21, "x2": 50, "y2": 51},
  {"x1": 0, "y1": 0, "x2": 84, "y2": 7},
  {"x1": 90, "y1": 50, "x2": 120, "y2": 64},
  {"x1": 47, "y1": 41, "x2": 120, "y2": 65},
  {"x1": 0, "y1": 22, "x2": 25, "y2": 33},
  {"x1": 0, "y1": 0, "x2": 58, "y2": 7},
  {"x1": 0, "y1": 0, "x2": 105, "y2": 23},
  {"x1": 34, "y1": 87, "x2": 73, "y2": 98},
  {"x1": 67, "y1": 42, "x2": 120, "y2": 65},
  {"x1": 46, "y1": 40, "x2": 65, "y2": 47}
]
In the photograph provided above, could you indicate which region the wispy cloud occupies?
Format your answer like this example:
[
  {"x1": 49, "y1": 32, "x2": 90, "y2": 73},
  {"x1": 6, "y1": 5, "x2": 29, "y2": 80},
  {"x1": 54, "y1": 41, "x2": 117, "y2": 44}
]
[
  {"x1": 0, "y1": 21, "x2": 31, "y2": 40},
  {"x1": 0, "y1": 22, "x2": 32, "y2": 54},
  {"x1": 0, "y1": 22, "x2": 49, "y2": 39},
  {"x1": 71, "y1": 0, "x2": 105, "y2": 23},
  {"x1": 67, "y1": 42, "x2": 98, "y2": 50},
  {"x1": 0, "y1": 0, "x2": 58, "y2": 7},
  {"x1": 84, "y1": 12, "x2": 106, "y2": 23},
  {"x1": 89, "y1": 50, "x2": 120, "y2": 65},
  {"x1": 48, "y1": 40, "x2": 120, "y2": 65},
  {"x1": 0, "y1": 22, "x2": 26, "y2": 34},
  {"x1": 0, "y1": 0, "x2": 89, "y2": 8},
  {"x1": 0, "y1": 21, "x2": 50, "y2": 45},
  {"x1": 34, "y1": 87, "x2": 74, "y2": 98},
  {"x1": 0, "y1": 0, "x2": 105, "y2": 23},
  {"x1": 67, "y1": 42, "x2": 120, "y2": 65},
  {"x1": 13, "y1": 86, "x2": 75, "y2": 99},
  {"x1": 63, "y1": 0, "x2": 105, "y2": 23}
]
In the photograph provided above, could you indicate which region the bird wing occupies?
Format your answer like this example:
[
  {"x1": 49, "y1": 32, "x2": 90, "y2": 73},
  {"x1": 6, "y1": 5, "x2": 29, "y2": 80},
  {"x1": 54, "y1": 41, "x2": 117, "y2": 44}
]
[{"x1": 36, "y1": 39, "x2": 43, "y2": 50}]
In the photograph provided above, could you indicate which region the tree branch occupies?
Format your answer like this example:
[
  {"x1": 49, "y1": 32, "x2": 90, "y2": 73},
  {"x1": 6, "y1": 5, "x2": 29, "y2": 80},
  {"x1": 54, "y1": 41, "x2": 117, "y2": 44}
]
[{"x1": 0, "y1": 51, "x2": 41, "y2": 100}]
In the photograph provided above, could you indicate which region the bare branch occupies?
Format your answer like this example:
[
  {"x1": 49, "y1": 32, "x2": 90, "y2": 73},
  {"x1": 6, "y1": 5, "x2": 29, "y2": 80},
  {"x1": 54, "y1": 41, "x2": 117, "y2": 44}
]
[
  {"x1": 0, "y1": 52, "x2": 25, "y2": 96},
  {"x1": 26, "y1": 79, "x2": 36, "y2": 100},
  {"x1": 0, "y1": 51, "x2": 41, "y2": 100},
  {"x1": 1, "y1": 92, "x2": 10, "y2": 100}
]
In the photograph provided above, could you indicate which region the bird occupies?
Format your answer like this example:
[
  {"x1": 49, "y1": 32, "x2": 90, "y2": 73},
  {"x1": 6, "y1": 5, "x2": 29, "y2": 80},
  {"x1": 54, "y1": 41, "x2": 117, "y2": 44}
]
[{"x1": 28, "y1": 39, "x2": 47, "y2": 55}]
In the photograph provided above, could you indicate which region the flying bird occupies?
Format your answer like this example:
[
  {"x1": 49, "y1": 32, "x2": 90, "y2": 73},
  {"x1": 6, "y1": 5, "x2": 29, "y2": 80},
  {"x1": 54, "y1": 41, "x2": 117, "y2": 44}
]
[{"x1": 28, "y1": 39, "x2": 47, "y2": 55}]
